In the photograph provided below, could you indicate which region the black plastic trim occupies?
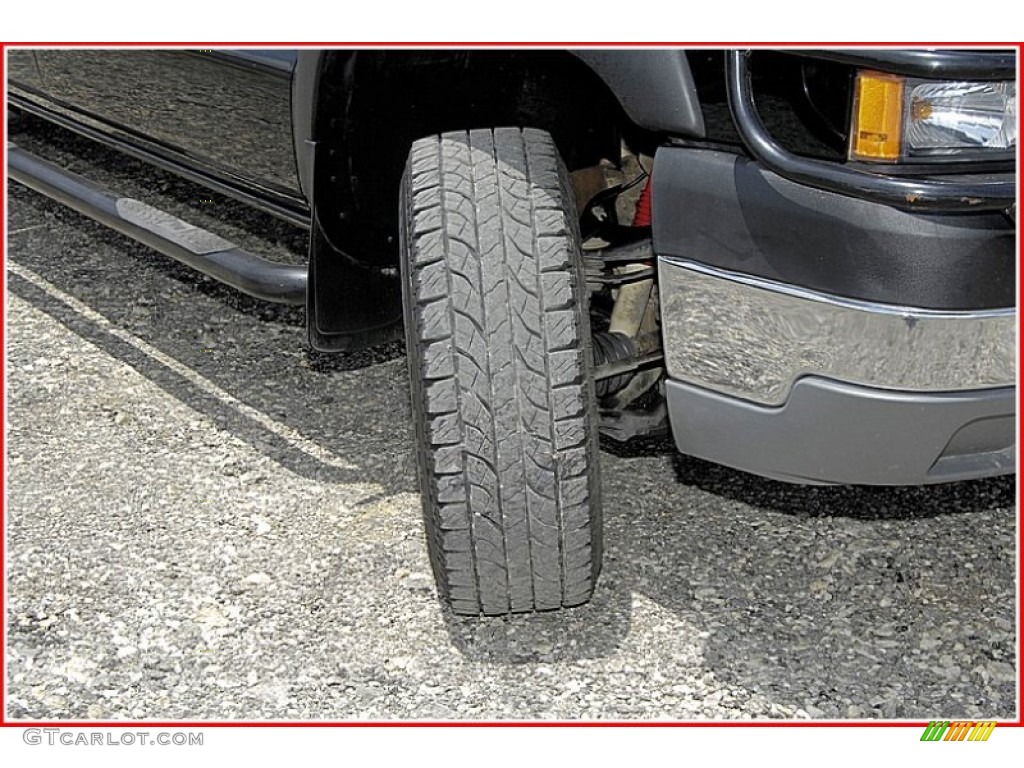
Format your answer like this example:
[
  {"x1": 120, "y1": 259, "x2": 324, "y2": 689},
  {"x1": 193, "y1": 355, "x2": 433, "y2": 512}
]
[{"x1": 726, "y1": 50, "x2": 1016, "y2": 212}]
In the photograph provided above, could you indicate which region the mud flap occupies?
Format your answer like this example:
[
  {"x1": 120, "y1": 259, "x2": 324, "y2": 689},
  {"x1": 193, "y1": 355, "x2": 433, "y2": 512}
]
[{"x1": 307, "y1": 221, "x2": 403, "y2": 351}]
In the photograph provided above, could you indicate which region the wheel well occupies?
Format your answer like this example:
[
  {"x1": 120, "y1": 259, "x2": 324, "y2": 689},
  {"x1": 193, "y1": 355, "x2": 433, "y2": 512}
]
[{"x1": 312, "y1": 50, "x2": 628, "y2": 268}]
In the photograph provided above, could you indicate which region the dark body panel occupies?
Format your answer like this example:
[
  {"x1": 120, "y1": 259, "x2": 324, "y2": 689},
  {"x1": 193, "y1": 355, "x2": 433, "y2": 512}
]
[
  {"x1": 14, "y1": 49, "x2": 704, "y2": 237},
  {"x1": 652, "y1": 148, "x2": 1016, "y2": 311},
  {"x1": 27, "y1": 50, "x2": 305, "y2": 211},
  {"x1": 7, "y1": 50, "x2": 46, "y2": 91}
]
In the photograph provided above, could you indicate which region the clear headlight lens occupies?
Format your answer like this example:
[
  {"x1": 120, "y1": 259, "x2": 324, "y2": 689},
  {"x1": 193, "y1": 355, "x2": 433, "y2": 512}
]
[
  {"x1": 850, "y1": 71, "x2": 1017, "y2": 162},
  {"x1": 906, "y1": 81, "x2": 1016, "y2": 153}
]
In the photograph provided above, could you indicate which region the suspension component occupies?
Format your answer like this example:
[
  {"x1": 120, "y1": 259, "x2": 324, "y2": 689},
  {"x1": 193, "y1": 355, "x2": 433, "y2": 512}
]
[
  {"x1": 608, "y1": 263, "x2": 654, "y2": 338},
  {"x1": 592, "y1": 331, "x2": 637, "y2": 397},
  {"x1": 632, "y1": 175, "x2": 653, "y2": 228}
]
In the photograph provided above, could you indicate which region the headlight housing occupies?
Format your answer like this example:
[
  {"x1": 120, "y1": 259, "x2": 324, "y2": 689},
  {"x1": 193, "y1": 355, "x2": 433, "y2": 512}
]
[{"x1": 850, "y1": 70, "x2": 1017, "y2": 162}]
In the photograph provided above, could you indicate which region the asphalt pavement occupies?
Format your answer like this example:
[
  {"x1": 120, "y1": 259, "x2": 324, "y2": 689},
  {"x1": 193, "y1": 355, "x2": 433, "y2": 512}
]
[{"x1": 4, "y1": 116, "x2": 1018, "y2": 721}]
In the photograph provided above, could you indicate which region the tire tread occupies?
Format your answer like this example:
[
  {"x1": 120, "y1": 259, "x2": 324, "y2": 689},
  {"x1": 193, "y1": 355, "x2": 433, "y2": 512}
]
[{"x1": 401, "y1": 127, "x2": 601, "y2": 615}]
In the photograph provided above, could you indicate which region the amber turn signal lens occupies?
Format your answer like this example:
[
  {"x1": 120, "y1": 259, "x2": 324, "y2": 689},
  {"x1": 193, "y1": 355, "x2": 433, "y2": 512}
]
[{"x1": 850, "y1": 71, "x2": 904, "y2": 161}]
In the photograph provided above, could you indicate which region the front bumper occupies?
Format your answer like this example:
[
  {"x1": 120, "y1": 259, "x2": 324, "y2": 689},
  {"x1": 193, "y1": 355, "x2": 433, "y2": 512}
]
[
  {"x1": 658, "y1": 257, "x2": 1016, "y2": 486},
  {"x1": 659, "y1": 258, "x2": 1015, "y2": 407},
  {"x1": 654, "y1": 49, "x2": 1016, "y2": 485}
]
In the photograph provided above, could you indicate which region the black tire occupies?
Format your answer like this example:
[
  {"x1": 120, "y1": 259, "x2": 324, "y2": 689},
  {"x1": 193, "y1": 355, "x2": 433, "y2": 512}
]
[{"x1": 400, "y1": 127, "x2": 602, "y2": 615}]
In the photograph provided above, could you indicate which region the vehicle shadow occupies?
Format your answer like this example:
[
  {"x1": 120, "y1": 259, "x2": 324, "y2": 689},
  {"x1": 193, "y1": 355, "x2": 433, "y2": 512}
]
[
  {"x1": 444, "y1": 433, "x2": 1014, "y2": 712},
  {"x1": 651, "y1": 448, "x2": 1014, "y2": 718},
  {"x1": 8, "y1": 183, "x2": 414, "y2": 497},
  {"x1": 670, "y1": 452, "x2": 1015, "y2": 521}
]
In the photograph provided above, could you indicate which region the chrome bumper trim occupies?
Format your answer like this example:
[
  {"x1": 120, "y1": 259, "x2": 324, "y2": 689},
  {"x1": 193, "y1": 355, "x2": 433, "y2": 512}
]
[{"x1": 658, "y1": 257, "x2": 1016, "y2": 406}]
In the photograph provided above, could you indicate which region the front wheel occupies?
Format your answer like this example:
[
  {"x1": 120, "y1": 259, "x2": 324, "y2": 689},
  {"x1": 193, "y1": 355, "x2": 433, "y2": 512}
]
[{"x1": 400, "y1": 127, "x2": 602, "y2": 615}]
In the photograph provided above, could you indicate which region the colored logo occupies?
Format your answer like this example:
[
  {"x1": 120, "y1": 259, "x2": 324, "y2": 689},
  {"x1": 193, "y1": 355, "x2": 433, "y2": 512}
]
[{"x1": 920, "y1": 721, "x2": 996, "y2": 742}]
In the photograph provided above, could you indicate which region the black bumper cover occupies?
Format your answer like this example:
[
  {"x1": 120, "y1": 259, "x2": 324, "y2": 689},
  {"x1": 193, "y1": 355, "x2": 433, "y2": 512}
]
[{"x1": 652, "y1": 147, "x2": 1015, "y2": 310}]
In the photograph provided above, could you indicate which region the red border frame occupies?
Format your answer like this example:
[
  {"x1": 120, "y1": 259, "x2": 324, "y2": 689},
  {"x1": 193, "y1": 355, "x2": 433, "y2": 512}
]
[{"x1": 0, "y1": 40, "x2": 1020, "y2": 730}]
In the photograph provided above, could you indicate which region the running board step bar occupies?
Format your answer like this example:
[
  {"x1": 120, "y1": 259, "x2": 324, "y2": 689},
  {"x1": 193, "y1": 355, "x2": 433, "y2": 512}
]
[{"x1": 8, "y1": 142, "x2": 307, "y2": 305}]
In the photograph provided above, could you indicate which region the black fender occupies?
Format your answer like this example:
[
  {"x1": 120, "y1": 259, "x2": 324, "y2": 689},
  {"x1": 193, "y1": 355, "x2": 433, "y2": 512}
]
[
  {"x1": 292, "y1": 50, "x2": 706, "y2": 198},
  {"x1": 292, "y1": 50, "x2": 321, "y2": 205},
  {"x1": 290, "y1": 49, "x2": 704, "y2": 350},
  {"x1": 570, "y1": 49, "x2": 704, "y2": 137}
]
